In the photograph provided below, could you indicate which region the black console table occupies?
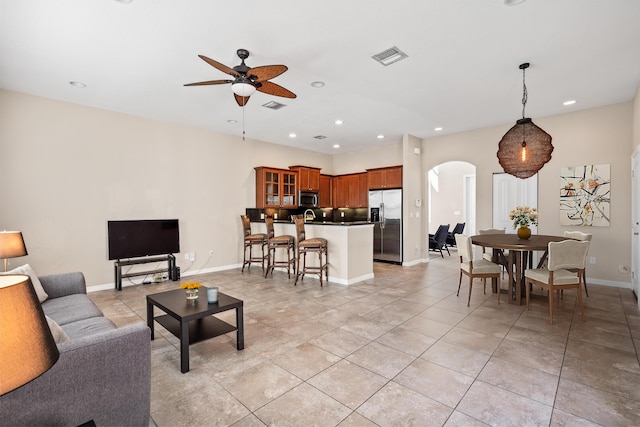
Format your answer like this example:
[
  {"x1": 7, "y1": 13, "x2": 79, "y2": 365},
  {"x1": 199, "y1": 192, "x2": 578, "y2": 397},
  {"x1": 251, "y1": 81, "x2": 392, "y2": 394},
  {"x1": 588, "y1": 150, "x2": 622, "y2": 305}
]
[{"x1": 114, "y1": 254, "x2": 177, "y2": 291}]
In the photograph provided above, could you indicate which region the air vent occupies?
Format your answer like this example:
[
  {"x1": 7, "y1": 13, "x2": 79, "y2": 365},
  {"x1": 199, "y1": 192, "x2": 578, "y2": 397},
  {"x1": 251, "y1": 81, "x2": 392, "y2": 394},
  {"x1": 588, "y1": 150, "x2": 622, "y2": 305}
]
[
  {"x1": 372, "y1": 46, "x2": 408, "y2": 66},
  {"x1": 262, "y1": 101, "x2": 287, "y2": 110},
  {"x1": 313, "y1": 135, "x2": 327, "y2": 140}
]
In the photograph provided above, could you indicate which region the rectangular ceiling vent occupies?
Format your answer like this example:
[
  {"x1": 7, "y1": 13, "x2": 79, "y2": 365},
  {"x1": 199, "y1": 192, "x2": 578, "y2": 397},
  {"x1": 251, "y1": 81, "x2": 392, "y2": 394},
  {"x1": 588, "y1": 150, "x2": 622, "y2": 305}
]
[
  {"x1": 372, "y1": 46, "x2": 408, "y2": 66},
  {"x1": 262, "y1": 101, "x2": 287, "y2": 110},
  {"x1": 313, "y1": 135, "x2": 327, "y2": 140}
]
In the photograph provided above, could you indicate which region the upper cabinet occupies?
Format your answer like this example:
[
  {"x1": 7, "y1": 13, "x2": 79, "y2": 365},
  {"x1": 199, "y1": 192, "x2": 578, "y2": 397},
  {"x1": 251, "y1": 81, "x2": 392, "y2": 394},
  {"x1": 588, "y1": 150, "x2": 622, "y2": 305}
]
[
  {"x1": 367, "y1": 166, "x2": 402, "y2": 189},
  {"x1": 289, "y1": 166, "x2": 320, "y2": 191},
  {"x1": 255, "y1": 167, "x2": 297, "y2": 208},
  {"x1": 333, "y1": 172, "x2": 367, "y2": 208},
  {"x1": 319, "y1": 174, "x2": 333, "y2": 207}
]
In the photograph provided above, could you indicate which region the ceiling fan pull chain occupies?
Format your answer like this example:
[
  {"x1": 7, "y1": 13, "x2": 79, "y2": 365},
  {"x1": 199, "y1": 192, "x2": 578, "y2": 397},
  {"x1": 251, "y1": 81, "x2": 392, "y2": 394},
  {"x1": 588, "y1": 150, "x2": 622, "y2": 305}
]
[{"x1": 242, "y1": 103, "x2": 246, "y2": 141}]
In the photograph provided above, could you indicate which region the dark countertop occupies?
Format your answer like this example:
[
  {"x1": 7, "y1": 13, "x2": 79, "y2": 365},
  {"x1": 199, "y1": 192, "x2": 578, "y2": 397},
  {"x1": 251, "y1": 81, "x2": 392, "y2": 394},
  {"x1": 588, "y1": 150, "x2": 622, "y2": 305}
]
[{"x1": 253, "y1": 219, "x2": 372, "y2": 226}]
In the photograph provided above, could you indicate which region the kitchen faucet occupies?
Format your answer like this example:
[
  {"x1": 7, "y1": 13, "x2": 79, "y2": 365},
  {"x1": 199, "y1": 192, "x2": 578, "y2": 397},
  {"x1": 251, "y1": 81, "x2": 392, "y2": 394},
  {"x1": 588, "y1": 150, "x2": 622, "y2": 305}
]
[{"x1": 304, "y1": 209, "x2": 316, "y2": 221}]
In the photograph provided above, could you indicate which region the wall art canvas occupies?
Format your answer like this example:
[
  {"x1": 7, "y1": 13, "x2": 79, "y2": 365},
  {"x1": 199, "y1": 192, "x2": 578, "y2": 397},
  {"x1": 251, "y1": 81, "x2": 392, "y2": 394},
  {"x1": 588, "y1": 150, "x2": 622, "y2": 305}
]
[{"x1": 560, "y1": 164, "x2": 610, "y2": 226}]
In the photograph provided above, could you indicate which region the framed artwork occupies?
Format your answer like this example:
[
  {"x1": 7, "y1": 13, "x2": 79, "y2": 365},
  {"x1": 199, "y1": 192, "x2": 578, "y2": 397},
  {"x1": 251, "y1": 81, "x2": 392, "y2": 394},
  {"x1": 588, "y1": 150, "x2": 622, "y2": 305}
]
[{"x1": 560, "y1": 164, "x2": 610, "y2": 226}]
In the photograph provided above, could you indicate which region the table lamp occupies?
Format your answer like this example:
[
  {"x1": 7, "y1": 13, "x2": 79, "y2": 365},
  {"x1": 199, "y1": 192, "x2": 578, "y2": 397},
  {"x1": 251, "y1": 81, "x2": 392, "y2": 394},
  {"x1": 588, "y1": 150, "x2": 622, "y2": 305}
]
[
  {"x1": 0, "y1": 231, "x2": 28, "y2": 272},
  {"x1": 0, "y1": 274, "x2": 59, "y2": 395}
]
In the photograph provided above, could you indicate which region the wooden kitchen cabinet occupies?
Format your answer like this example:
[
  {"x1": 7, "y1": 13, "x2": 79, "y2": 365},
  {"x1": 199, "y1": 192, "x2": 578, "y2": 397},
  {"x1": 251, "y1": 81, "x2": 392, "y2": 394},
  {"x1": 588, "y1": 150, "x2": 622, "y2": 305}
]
[
  {"x1": 319, "y1": 174, "x2": 333, "y2": 207},
  {"x1": 333, "y1": 172, "x2": 367, "y2": 208},
  {"x1": 367, "y1": 165, "x2": 402, "y2": 189},
  {"x1": 289, "y1": 166, "x2": 320, "y2": 191},
  {"x1": 255, "y1": 167, "x2": 297, "y2": 208}
]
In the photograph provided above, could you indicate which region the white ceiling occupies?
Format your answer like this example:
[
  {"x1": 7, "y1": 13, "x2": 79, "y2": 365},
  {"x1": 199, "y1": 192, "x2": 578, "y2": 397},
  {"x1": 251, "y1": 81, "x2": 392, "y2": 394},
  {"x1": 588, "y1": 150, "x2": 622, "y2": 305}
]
[{"x1": 2, "y1": 0, "x2": 639, "y2": 154}]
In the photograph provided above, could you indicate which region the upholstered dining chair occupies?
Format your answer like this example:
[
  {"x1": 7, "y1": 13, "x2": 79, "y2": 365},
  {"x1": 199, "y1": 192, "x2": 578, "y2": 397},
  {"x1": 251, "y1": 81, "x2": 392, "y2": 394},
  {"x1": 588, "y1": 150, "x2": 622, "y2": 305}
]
[
  {"x1": 478, "y1": 228, "x2": 509, "y2": 275},
  {"x1": 446, "y1": 222, "x2": 465, "y2": 247},
  {"x1": 563, "y1": 230, "x2": 593, "y2": 296},
  {"x1": 524, "y1": 240, "x2": 590, "y2": 324},
  {"x1": 455, "y1": 234, "x2": 503, "y2": 306}
]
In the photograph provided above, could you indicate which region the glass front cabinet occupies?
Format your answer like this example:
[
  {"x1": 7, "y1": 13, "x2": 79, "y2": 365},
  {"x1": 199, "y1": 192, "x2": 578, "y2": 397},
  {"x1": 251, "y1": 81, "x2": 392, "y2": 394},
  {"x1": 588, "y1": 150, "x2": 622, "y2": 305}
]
[{"x1": 255, "y1": 167, "x2": 297, "y2": 208}]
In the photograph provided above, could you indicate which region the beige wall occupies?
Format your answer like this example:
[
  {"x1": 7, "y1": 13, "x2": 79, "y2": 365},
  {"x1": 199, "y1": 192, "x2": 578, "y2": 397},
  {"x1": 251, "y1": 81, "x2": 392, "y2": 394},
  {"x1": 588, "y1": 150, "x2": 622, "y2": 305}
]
[
  {"x1": 428, "y1": 161, "x2": 475, "y2": 235},
  {"x1": 422, "y1": 102, "x2": 634, "y2": 286},
  {"x1": 332, "y1": 143, "x2": 402, "y2": 175},
  {"x1": 0, "y1": 90, "x2": 333, "y2": 287},
  {"x1": 402, "y1": 134, "x2": 423, "y2": 265}
]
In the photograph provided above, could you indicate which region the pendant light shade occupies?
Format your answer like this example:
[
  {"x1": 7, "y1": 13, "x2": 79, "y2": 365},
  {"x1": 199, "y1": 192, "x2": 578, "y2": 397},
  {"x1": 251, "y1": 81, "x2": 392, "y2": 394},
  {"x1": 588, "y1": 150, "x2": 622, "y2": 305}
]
[{"x1": 497, "y1": 63, "x2": 553, "y2": 179}]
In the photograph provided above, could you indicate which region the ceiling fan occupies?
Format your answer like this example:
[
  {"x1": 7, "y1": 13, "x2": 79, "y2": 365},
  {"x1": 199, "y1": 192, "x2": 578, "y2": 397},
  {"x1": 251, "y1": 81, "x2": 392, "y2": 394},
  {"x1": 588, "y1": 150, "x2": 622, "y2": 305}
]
[{"x1": 184, "y1": 49, "x2": 296, "y2": 106}]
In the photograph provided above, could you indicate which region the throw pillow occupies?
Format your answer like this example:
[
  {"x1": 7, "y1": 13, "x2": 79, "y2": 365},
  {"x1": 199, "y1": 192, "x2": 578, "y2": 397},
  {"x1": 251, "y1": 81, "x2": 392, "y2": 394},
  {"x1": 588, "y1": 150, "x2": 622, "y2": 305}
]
[
  {"x1": 45, "y1": 315, "x2": 69, "y2": 343},
  {"x1": 4, "y1": 264, "x2": 48, "y2": 303}
]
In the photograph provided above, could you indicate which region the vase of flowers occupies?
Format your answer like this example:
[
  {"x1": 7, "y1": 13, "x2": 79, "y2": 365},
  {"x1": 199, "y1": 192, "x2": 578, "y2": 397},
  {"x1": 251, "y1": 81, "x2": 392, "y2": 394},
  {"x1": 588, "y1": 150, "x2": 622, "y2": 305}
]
[
  {"x1": 509, "y1": 206, "x2": 538, "y2": 240},
  {"x1": 180, "y1": 282, "x2": 201, "y2": 301}
]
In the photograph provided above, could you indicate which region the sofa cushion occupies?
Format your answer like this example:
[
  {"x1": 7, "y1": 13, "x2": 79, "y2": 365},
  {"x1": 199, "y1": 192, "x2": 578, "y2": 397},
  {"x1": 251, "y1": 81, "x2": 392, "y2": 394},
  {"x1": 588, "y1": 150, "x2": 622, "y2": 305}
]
[
  {"x1": 61, "y1": 317, "x2": 116, "y2": 340},
  {"x1": 4, "y1": 264, "x2": 48, "y2": 302},
  {"x1": 45, "y1": 315, "x2": 70, "y2": 343},
  {"x1": 42, "y1": 294, "x2": 103, "y2": 326}
]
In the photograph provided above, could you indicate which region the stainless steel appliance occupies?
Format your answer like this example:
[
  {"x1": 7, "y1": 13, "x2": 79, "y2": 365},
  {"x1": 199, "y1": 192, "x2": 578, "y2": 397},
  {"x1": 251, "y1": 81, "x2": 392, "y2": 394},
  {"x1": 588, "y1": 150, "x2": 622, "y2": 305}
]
[
  {"x1": 369, "y1": 189, "x2": 402, "y2": 263},
  {"x1": 299, "y1": 190, "x2": 319, "y2": 208}
]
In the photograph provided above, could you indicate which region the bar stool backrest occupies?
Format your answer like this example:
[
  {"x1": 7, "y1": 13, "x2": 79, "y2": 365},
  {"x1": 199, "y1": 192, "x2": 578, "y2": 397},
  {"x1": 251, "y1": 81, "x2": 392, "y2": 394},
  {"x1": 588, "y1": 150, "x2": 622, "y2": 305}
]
[
  {"x1": 241, "y1": 215, "x2": 255, "y2": 238},
  {"x1": 265, "y1": 216, "x2": 275, "y2": 239},
  {"x1": 293, "y1": 215, "x2": 306, "y2": 242}
]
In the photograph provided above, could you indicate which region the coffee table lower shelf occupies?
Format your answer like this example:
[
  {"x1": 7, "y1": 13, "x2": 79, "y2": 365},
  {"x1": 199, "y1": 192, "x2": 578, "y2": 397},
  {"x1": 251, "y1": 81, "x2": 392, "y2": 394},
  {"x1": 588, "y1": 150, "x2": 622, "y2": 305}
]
[{"x1": 154, "y1": 314, "x2": 237, "y2": 344}]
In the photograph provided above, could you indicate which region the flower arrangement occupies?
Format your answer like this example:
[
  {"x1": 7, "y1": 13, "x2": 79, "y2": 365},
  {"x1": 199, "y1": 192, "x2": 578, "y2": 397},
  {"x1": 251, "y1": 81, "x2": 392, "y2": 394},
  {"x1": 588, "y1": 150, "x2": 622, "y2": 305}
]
[
  {"x1": 180, "y1": 282, "x2": 202, "y2": 289},
  {"x1": 509, "y1": 206, "x2": 538, "y2": 229}
]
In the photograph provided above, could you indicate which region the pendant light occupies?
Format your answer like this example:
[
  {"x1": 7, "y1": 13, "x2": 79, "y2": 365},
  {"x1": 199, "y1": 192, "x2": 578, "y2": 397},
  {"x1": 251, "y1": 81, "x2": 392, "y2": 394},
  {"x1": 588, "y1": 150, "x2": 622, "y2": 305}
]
[{"x1": 497, "y1": 63, "x2": 553, "y2": 179}]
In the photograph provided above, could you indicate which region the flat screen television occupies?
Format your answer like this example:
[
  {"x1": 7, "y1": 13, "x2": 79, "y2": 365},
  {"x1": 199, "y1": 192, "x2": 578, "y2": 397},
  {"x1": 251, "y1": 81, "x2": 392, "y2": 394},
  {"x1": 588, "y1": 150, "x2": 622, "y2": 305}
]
[{"x1": 108, "y1": 219, "x2": 180, "y2": 260}]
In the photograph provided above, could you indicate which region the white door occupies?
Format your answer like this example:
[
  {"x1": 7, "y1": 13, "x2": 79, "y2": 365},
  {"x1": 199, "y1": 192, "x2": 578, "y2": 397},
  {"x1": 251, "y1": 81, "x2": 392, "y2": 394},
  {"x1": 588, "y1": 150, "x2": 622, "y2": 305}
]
[
  {"x1": 492, "y1": 172, "x2": 538, "y2": 234},
  {"x1": 631, "y1": 147, "x2": 640, "y2": 304},
  {"x1": 464, "y1": 174, "x2": 476, "y2": 236}
]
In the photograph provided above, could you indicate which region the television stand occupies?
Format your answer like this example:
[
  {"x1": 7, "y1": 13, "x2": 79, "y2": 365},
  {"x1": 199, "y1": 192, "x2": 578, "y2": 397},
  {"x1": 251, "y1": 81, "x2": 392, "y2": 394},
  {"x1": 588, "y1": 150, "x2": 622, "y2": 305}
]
[{"x1": 114, "y1": 254, "x2": 177, "y2": 291}]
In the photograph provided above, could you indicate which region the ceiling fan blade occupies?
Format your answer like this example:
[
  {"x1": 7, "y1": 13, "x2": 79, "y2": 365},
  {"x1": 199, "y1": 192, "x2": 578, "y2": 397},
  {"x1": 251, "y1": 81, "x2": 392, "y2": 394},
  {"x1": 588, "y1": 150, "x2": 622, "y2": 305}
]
[
  {"x1": 198, "y1": 55, "x2": 240, "y2": 77},
  {"x1": 235, "y1": 93, "x2": 251, "y2": 106},
  {"x1": 184, "y1": 79, "x2": 232, "y2": 86},
  {"x1": 248, "y1": 65, "x2": 288, "y2": 82},
  {"x1": 257, "y1": 81, "x2": 297, "y2": 98}
]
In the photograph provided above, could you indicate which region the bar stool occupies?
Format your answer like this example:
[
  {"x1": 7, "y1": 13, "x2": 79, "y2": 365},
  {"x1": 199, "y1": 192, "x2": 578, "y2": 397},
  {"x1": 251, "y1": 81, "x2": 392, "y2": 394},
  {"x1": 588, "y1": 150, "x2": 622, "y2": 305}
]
[
  {"x1": 241, "y1": 215, "x2": 267, "y2": 272},
  {"x1": 293, "y1": 215, "x2": 328, "y2": 286},
  {"x1": 264, "y1": 216, "x2": 296, "y2": 278}
]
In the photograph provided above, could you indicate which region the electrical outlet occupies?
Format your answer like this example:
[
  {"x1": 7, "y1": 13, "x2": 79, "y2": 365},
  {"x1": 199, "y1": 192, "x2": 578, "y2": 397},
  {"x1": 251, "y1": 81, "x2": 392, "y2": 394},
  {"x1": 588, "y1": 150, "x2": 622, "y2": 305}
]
[
  {"x1": 209, "y1": 250, "x2": 214, "y2": 256},
  {"x1": 589, "y1": 257, "x2": 596, "y2": 265}
]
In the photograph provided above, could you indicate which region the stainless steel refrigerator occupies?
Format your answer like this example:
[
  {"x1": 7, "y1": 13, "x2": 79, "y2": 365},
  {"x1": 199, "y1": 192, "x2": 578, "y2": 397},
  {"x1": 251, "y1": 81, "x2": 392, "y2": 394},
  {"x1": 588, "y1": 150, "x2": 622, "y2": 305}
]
[{"x1": 369, "y1": 189, "x2": 402, "y2": 263}]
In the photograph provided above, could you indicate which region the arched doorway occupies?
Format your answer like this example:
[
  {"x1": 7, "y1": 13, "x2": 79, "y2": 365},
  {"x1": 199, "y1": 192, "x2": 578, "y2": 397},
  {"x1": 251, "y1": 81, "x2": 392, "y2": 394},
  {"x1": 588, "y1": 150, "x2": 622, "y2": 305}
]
[{"x1": 428, "y1": 161, "x2": 476, "y2": 237}]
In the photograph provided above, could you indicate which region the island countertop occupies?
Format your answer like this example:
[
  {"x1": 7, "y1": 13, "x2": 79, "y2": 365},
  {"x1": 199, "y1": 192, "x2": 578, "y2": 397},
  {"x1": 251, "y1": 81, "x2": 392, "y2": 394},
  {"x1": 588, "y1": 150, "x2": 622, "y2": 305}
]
[{"x1": 250, "y1": 220, "x2": 373, "y2": 285}]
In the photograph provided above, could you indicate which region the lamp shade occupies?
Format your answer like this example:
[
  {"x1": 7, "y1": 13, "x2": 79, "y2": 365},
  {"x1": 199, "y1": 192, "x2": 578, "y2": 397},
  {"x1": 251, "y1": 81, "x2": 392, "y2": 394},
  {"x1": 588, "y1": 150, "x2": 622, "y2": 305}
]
[
  {"x1": 0, "y1": 231, "x2": 28, "y2": 259},
  {"x1": 0, "y1": 275, "x2": 59, "y2": 395},
  {"x1": 497, "y1": 118, "x2": 553, "y2": 179},
  {"x1": 231, "y1": 81, "x2": 257, "y2": 97}
]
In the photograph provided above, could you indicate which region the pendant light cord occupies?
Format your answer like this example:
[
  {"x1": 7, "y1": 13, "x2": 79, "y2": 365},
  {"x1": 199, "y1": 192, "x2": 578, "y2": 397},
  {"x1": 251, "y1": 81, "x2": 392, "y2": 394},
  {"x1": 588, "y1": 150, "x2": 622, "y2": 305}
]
[{"x1": 521, "y1": 66, "x2": 528, "y2": 119}]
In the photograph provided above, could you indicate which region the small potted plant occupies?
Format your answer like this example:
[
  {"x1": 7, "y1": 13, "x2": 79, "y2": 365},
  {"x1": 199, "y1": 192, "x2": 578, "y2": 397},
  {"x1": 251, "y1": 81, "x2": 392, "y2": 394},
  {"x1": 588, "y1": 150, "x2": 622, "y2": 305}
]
[
  {"x1": 509, "y1": 206, "x2": 538, "y2": 240},
  {"x1": 180, "y1": 282, "x2": 202, "y2": 300}
]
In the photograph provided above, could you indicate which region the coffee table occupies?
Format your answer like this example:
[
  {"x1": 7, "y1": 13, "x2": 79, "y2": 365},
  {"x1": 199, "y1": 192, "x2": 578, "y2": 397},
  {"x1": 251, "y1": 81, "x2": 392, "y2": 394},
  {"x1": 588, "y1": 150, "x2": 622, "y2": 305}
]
[{"x1": 146, "y1": 287, "x2": 244, "y2": 373}]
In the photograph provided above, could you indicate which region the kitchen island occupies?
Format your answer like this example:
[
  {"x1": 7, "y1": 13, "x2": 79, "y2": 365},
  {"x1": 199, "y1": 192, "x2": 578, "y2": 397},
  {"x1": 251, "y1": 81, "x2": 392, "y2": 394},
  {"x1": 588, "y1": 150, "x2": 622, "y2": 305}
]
[{"x1": 251, "y1": 220, "x2": 374, "y2": 285}]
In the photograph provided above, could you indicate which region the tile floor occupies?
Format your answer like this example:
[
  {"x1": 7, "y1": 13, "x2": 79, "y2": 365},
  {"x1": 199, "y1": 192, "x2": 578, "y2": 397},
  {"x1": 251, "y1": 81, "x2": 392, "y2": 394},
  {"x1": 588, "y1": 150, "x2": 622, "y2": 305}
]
[{"x1": 89, "y1": 253, "x2": 640, "y2": 427}]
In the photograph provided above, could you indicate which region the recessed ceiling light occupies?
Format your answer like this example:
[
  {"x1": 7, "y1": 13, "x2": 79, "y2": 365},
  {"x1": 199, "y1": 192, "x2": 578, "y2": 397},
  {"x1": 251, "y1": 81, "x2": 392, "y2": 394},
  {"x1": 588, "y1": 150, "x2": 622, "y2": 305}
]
[
  {"x1": 69, "y1": 81, "x2": 87, "y2": 88},
  {"x1": 113, "y1": 0, "x2": 133, "y2": 3},
  {"x1": 311, "y1": 81, "x2": 325, "y2": 88},
  {"x1": 289, "y1": 133, "x2": 297, "y2": 138},
  {"x1": 377, "y1": 135, "x2": 384, "y2": 139},
  {"x1": 434, "y1": 127, "x2": 443, "y2": 131},
  {"x1": 563, "y1": 100, "x2": 576, "y2": 106},
  {"x1": 335, "y1": 120, "x2": 343, "y2": 125},
  {"x1": 227, "y1": 119, "x2": 238, "y2": 124},
  {"x1": 504, "y1": 0, "x2": 526, "y2": 5},
  {"x1": 333, "y1": 144, "x2": 340, "y2": 149}
]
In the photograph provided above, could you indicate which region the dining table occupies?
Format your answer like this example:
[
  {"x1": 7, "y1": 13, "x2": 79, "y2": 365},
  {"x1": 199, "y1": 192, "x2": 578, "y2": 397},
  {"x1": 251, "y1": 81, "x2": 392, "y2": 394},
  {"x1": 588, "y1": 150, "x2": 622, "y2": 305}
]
[{"x1": 470, "y1": 234, "x2": 572, "y2": 305}]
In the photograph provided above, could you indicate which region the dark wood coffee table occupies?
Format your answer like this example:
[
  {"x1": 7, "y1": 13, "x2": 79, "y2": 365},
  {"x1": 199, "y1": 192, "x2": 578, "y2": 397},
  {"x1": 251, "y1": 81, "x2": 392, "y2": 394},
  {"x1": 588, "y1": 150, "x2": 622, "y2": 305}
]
[{"x1": 146, "y1": 287, "x2": 244, "y2": 373}]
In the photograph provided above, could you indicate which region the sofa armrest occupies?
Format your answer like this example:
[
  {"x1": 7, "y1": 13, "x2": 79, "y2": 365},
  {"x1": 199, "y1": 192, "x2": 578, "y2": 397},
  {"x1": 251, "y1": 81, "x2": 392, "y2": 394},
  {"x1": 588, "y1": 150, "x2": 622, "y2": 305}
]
[
  {"x1": 39, "y1": 272, "x2": 86, "y2": 298},
  {"x1": 0, "y1": 323, "x2": 151, "y2": 427}
]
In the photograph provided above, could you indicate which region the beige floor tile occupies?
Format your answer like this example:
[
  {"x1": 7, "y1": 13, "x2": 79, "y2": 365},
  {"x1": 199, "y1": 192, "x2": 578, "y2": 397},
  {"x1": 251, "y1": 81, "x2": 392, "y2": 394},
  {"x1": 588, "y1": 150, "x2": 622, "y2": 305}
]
[
  {"x1": 346, "y1": 341, "x2": 416, "y2": 379},
  {"x1": 307, "y1": 359, "x2": 388, "y2": 409},
  {"x1": 216, "y1": 360, "x2": 302, "y2": 412},
  {"x1": 493, "y1": 338, "x2": 564, "y2": 376},
  {"x1": 271, "y1": 342, "x2": 341, "y2": 380},
  {"x1": 337, "y1": 411, "x2": 378, "y2": 427},
  {"x1": 364, "y1": 300, "x2": 428, "y2": 326},
  {"x1": 504, "y1": 325, "x2": 567, "y2": 354},
  {"x1": 457, "y1": 381, "x2": 553, "y2": 426},
  {"x1": 456, "y1": 317, "x2": 512, "y2": 339},
  {"x1": 418, "y1": 306, "x2": 468, "y2": 326},
  {"x1": 339, "y1": 315, "x2": 395, "y2": 340},
  {"x1": 478, "y1": 357, "x2": 559, "y2": 405},
  {"x1": 309, "y1": 328, "x2": 371, "y2": 357},
  {"x1": 375, "y1": 326, "x2": 437, "y2": 357},
  {"x1": 443, "y1": 411, "x2": 490, "y2": 427},
  {"x1": 394, "y1": 358, "x2": 474, "y2": 408},
  {"x1": 357, "y1": 381, "x2": 452, "y2": 427},
  {"x1": 568, "y1": 319, "x2": 636, "y2": 353},
  {"x1": 420, "y1": 340, "x2": 490, "y2": 377},
  {"x1": 440, "y1": 326, "x2": 503, "y2": 356},
  {"x1": 400, "y1": 316, "x2": 454, "y2": 339},
  {"x1": 555, "y1": 378, "x2": 640, "y2": 426},
  {"x1": 254, "y1": 383, "x2": 351, "y2": 426},
  {"x1": 549, "y1": 409, "x2": 602, "y2": 427}
]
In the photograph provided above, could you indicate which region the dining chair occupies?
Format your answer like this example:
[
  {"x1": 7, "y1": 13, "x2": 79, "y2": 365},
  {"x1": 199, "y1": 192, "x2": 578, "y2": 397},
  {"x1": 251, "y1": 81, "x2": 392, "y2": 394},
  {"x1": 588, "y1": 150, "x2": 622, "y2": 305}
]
[
  {"x1": 445, "y1": 222, "x2": 465, "y2": 247},
  {"x1": 524, "y1": 240, "x2": 589, "y2": 324},
  {"x1": 455, "y1": 234, "x2": 503, "y2": 306},
  {"x1": 429, "y1": 224, "x2": 450, "y2": 257},
  {"x1": 478, "y1": 228, "x2": 509, "y2": 275},
  {"x1": 563, "y1": 230, "x2": 593, "y2": 297}
]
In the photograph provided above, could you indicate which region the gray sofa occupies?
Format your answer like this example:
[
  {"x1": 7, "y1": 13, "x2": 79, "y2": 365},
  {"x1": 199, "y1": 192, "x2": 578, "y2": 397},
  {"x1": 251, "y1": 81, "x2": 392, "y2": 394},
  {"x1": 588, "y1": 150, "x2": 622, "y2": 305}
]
[{"x1": 0, "y1": 272, "x2": 151, "y2": 427}]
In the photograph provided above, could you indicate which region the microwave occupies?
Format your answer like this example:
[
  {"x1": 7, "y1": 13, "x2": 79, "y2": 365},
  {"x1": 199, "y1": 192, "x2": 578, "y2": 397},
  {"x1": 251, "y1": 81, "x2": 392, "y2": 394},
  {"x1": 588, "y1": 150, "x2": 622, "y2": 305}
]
[{"x1": 299, "y1": 190, "x2": 319, "y2": 208}]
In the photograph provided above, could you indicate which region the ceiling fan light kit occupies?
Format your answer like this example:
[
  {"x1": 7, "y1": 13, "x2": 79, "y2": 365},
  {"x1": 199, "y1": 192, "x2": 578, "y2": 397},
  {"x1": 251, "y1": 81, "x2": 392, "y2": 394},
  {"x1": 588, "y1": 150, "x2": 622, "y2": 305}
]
[{"x1": 497, "y1": 62, "x2": 553, "y2": 179}]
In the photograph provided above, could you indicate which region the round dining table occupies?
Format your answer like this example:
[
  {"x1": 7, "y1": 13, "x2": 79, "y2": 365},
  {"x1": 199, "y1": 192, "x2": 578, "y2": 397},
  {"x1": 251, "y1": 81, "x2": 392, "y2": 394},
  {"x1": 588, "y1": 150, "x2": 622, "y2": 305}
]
[{"x1": 470, "y1": 234, "x2": 572, "y2": 304}]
